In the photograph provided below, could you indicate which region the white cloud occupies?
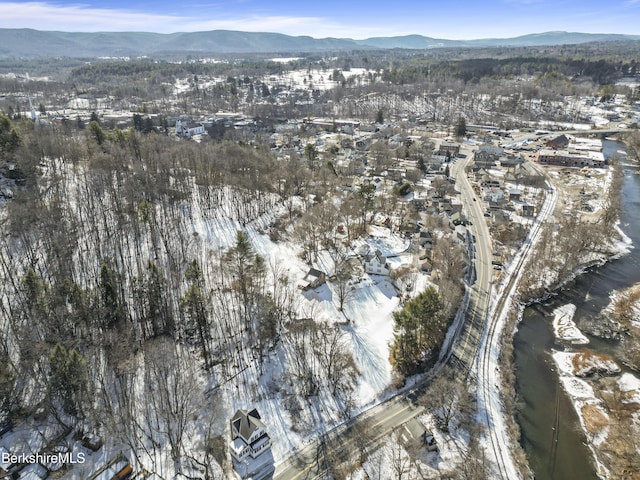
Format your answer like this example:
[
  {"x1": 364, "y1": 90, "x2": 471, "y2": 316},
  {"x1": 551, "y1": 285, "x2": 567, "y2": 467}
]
[
  {"x1": 0, "y1": 2, "x2": 181, "y2": 31},
  {"x1": 0, "y1": 1, "x2": 406, "y2": 38}
]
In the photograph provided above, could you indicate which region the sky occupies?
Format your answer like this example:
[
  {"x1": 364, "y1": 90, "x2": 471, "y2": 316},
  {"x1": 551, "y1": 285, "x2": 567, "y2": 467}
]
[{"x1": 0, "y1": 0, "x2": 639, "y2": 40}]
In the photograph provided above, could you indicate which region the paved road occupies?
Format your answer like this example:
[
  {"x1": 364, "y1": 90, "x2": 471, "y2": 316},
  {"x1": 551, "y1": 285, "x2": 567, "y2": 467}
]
[
  {"x1": 274, "y1": 394, "x2": 424, "y2": 479},
  {"x1": 446, "y1": 148, "x2": 493, "y2": 371}
]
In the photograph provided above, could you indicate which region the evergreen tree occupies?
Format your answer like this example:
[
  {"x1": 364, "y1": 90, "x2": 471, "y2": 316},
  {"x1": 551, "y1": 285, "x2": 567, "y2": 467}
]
[
  {"x1": 134, "y1": 261, "x2": 174, "y2": 339},
  {"x1": 21, "y1": 268, "x2": 49, "y2": 323},
  {"x1": 0, "y1": 114, "x2": 21, "y2": 159},
  {"x1": 0, "y1": 347, "x2": 16, "y2": 412},
  {"x1": 224, "y1": 231, "x2": 266, "y2": 330},
  {"x1": 455, "y1": 116, "x2": 467, "y2": 138},
  {"x1": 357, "y1": 183, "x2": 376, "y2": 228},
  {"x1": 304, "y1": 143, "x2": 319, "y2": 163},
  {"x1": 180, "y1": 260, "x2": 211, "y2": 367},
  {"x1": 88, "y1": 120, "x2": 105, "y2": 145},
  {"x1": 48, "y1": 344, "x2": 89, "y2": 415},
  {"x1": 98, "y1": 261, "x2": 126, "y2": 329},
  {"x1": 390, "y1": 287, "x2": 447, "y2": 375}
]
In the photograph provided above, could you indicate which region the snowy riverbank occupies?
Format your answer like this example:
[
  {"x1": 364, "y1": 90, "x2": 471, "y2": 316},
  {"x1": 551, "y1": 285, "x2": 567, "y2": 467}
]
[{"x1": 550, "y1": 300, "x2": 640, "y2": 479}]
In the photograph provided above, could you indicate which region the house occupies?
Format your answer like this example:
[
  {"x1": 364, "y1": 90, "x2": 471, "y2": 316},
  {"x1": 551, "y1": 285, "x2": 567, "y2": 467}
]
[
  {"x1": 508, "y1": 188, "x2": 521, "y2": 201},
  {"x1": 399, "y1": 219, "x2": 418, "y2": 235},
  {"x1": 230, "y1": 409, "x2": 271, "y2": 462},
  {"x1": 301, "y1": 268, "x2": 326, "y2": 290},
  {"x1": 439, "y1": 140, "x2": 460, "y2": 156},
  {"x1": 230, "y1": 409, "x2": 274, "y2": 480},
  {"x1": 484, "y1": 187, "x2": 505, "y2": 203},
  {"x1": 418, "y1": 230, "x2": 434, "y2": 247},
  {"x1": 175, "y1": 119, "x2": 205, "y2": 138},
  {"x1": 450, "y1": 199, "x2": 463, "y2": 213},
  {"x1": 420, "y1": 260, "x2": 433, "y2": 273},
  {"x1": 411, "y1": 198, "x2": 427, "y2": 211},
  {"x1": 355, "y1": 138, "x2": 372, "y2": 151},
  {"x1": 474, "y1": 145, "x2": 503, "y2": 167},
  {"x1": 522, "y1": 204, "x2": 535, "y2": 217},
  {"x1": 545, "y1": 134, "x2": 570, "y2": 150},
  {"x1": 363, "y1": 249, "x2": 391, "y2": 276},
  {"x1": 500, "y1": 155, "x2": 524, "y2": 168},
  {"x1": 81, "y1": 433, "x2": 103, "y2": 451}
]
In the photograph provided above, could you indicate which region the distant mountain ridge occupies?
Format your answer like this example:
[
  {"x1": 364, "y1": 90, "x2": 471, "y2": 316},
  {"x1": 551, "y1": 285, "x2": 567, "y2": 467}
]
[{"x1": 0, "y1": 28, "x2": 638, "y2": 57}]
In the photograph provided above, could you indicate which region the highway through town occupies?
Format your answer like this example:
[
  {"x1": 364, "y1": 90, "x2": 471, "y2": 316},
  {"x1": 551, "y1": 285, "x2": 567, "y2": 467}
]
[{"x1": 446, "y1": 149, "x2": 493, "y2": 371}]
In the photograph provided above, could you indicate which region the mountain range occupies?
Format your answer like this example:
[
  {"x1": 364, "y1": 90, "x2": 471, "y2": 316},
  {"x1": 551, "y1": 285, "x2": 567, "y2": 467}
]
[{"x1": 0, "y1": 28, "x2": 639, "y2": 58}]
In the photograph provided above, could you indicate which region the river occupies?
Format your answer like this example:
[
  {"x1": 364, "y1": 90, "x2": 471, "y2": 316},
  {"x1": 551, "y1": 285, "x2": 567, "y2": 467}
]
[{"x1": 514, "y1": 139, "x2": 640, "y2": 480}]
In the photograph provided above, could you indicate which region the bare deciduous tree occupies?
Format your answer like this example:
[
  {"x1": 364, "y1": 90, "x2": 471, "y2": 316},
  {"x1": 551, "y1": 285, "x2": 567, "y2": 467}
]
[{"x1": 420, "y1": 367, "x2": 474, "y2": 433}]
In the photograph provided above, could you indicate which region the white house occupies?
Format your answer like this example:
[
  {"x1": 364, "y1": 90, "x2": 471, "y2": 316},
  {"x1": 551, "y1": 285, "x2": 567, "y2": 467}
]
[
  {"x1": 229, "y1": 409, "x2": 274, "y2": 479},
  {"x1": 483, "y1": 187, "x2": 504, "y2": 203},
  {"x1": 363, "y1": 249, "x2": 391, "y2": 276},
  {"x1": 230, "y1": 409, "x2": 271, "y2": 462},
  {"x1": 176, "y1": 119, "x2": 205, "y2": 138}
]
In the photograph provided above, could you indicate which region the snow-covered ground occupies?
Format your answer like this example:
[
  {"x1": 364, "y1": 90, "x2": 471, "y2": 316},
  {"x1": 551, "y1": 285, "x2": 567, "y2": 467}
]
[
  {"x1": 617, "y1": 373, "x2": 640, "y2": 404},
  {"x1": 190, "y1": 195, "x2": 418, "y2": 463},
  {"x1": 601, "y1": 282, "x2": 640, "y2": 329},
  {"x1": 552, "y1": 304, "x2": 589, "y2": 344},
  {"x1": 353, "y1": 412, "x2": 469, "y2": 479},
  {"x1": 1, "y1": 154, "x2": 437, "y2": 478},
  {"x1": 552, "y1": 349, "x2": 613, "y2": 477}
]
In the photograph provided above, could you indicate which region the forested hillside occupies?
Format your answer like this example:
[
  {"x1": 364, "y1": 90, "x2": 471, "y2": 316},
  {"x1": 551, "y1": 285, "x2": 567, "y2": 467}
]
[{"x1": 0, "y1": 118, "x2": 369, "y2": 476}]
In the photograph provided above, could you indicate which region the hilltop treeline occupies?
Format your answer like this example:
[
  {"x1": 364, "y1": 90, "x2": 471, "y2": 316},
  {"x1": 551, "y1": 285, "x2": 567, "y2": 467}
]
[
  {"x1": 69, "y1": 59, "x2": 285, "y2": 85},
  {"x1": 382, "y1": 56, "x2": 637, "y2": 85}
]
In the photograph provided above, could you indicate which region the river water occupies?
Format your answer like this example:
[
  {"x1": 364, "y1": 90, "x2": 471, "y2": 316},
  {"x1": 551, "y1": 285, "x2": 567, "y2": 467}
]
[{"x1": 514, "y1": 140, "x2": 640, "y2": 480}]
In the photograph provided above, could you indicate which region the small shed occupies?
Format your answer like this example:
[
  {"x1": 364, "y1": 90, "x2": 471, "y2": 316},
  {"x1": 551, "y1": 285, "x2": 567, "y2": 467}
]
[{"x1": 301, "y1": 268, "x2": 326, "y2": 290}]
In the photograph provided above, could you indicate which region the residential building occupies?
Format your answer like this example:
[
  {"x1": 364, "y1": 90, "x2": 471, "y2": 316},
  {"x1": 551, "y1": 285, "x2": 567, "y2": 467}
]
[
  {"x1": 301, "y1": 268, "x2": 326, "y2": 290},
  {"x1": 230, "y1": 409, "x2": 271, "y2": 462},
  {"x1": 230, "y1": 409, "x2": 274, "y2": 480},
  {"x1": 175, "y1": 119, "x2": 205, "y2": 138},
  {"x1": 439, "y1": 140, "x2": 460, "y2": 156},
  {"x1": 363, "y1": 249, "x2": 391, "y2": 276}
]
